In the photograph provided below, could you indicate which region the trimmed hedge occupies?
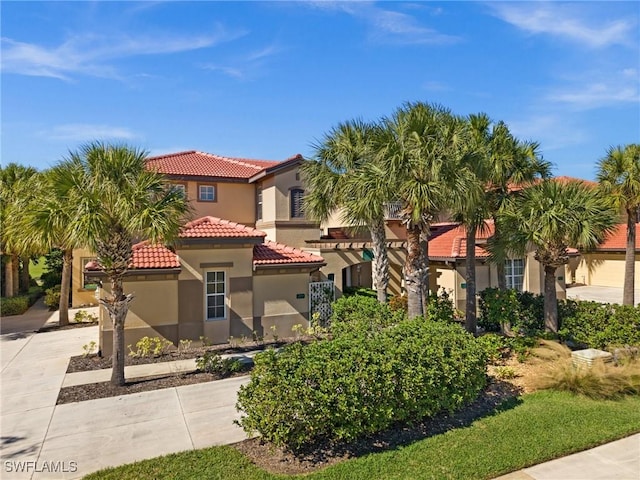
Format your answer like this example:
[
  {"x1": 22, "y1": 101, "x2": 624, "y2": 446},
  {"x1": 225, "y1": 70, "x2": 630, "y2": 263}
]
[
  {"x1": 236, "y1": 319, "x2": 487, "y2": 451},
  {"x1": 330, "y1": 295, "x2": 404, "y2": 337},
  {"x1": 1, "y1": 287, "x2": 42, "y2": 316}
]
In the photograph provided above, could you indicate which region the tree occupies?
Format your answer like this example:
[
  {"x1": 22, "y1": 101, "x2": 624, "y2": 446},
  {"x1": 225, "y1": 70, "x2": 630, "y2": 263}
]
[
  {"x1": 597, "y1": 144, "x2": 640, "y2": 305},
  {"x1": 55, "y1": 142, "x2": 190, "y2": 385},
  {"x1": 381, "y1": 102, "x2": 469, "y2": 319},
  {"x1": 0, "y1": 163, "x2": 38, "y2": 297},
  {"x1": 499, "y1": 180, "x2": 617, "y2": 332},
  {"x1": 302, "y1": 119, "x2": 392, "y2": 303}
]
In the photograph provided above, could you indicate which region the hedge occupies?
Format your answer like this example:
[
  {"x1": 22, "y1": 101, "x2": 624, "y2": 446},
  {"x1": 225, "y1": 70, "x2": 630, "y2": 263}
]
[{"x1": 236, "y1": 319, "x2": 487, "y2": 451}]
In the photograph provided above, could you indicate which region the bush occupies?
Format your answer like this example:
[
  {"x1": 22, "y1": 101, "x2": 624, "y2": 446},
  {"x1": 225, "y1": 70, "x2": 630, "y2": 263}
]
[
  {"x1": 196, "y1": 351, "x2": 243, "y2": 375},
  {"x1": 342, "y1": 286, "x2": 377, "y2": 298},
  {"x1": 330, "y1": 295, "x2": 403, "y2": 337},
  {"x1": 558, "y1": 302, "x2": 640, "y2": 349},
  {"x1": 478, "y1": 288, "x2": 544, "y2": 334},
  {"x1": 44, "y1": 285, "x2": 61, "y2": 310},
  {"x1": 425, "y1": 289, "x2": 458, "y2": 323},
  {"x1": 128, "y1": 336, "x2": 173, "y2": 357},
  {"x1": 1, "y1": 296, "x2": 30, "y2": 316},
  {"x1": 236, "y1": 319, "x2": 487, "y2": 451},
  {"x1": 40, "y1": 271, "x2": 62, "y2": 290}
]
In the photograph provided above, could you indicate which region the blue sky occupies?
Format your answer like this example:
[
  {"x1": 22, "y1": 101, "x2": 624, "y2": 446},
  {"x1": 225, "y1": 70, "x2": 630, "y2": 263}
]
[{"x1": 2, "y1": 1, "x2": 639, "y2": 179}]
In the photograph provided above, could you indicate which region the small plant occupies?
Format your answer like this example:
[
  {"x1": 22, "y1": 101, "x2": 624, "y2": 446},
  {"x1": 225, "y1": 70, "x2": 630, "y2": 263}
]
[
  {"x1": 82, "y1": 341, "x2": 97, "y2": 357},
  {"x1": 291, "y1": 323, "x2": 304, "y2": 339},
  {"x1": 270, "y1": 325, "x2": 279, "y2": 343},
  {"x1": 178, "y1": 339, "x2": 192, "y2": 352},
  {"x1": 239, "y1": 334, "x2": 248, "y2": 346},
  {"x1": 129, "y1": 336, "x2": 172, "y2": 357},
  {"x1": 196, "y1": 351, "x2": 243, "y2": 375},
  {"x1": 74, "y1": 310, "x2": 98, "y2": 324},
  {"x1": 494, "y1": 366, "x2": 517, "y2": 379},
  {"x1": 228, "y1": 336, "x2": 238, "y2": 348},
  {"x1": 199, "y1": 335, "x2": 212, "y2": 347},
  {"x1": 252, "y1": 330, "x2": 264, "y2": 346},
  {"x1": 44, "y1": 285, "x2": 61, "y2": 310}
]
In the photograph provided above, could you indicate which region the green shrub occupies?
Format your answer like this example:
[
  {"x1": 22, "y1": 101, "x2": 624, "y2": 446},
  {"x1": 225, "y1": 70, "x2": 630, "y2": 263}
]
[
  {"x1": 330, "y1": 295, "x2": 403, "y2": 337},
  {"x1": 236, "y1": 319, "x2": 487, "y2": 451},
  {"x1": 128, "y1": 336, "x2": 172, "y2": 357},
  {"x1": 476, "y1": 333, "x2": 511, "y2": 364},
  {"x1": 196, "y1": 351, "x2": 243, "y2": 375},
  {"x1": 44, "y1": 285, "x2": 61, "y2": 310},
  {"x1": 1, "y1": 296, "x2": 30, "y2": 316},
  {"x1": 425, "y1": 289, "x2": 458, "y2": 323},
  {"x1": 40, "y1": 271, "x2": 62, "y2": 290},
  {"x1": 74, "y1": 310, "x2": 98, "y2": 323},
  {"x1": 478, "y1": 288, "x2": 545, "y2": 335},
  {"x1": 388, "y1": 294, "x2": 407, "y2": 312},
  {"x1": 558, "y1": 302, "x2": 640, "y2": 349},
  {"x1": 342, "y1": 286, "x2": 377, "y2": 298}
]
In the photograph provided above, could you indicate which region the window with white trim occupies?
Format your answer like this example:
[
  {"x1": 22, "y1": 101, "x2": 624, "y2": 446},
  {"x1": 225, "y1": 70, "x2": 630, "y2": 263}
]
[
  {"x1": 205, "y1": 271, "x2": 226, "y2": 320},
  {"x1": 505, "y1": 258, "x2": 524, "y2": 291},
  {"x1": 290, "y1": 188, "x2": 304, "y2": 218},
  {"x1": 173, "y1": 183, "x2": 187, "y2": 196},
  {"x1": 256, "y1": 185, "x2": 263, "y2": 221},
  {"x1": 198, "y1": 184, "x2": 216, "y2": 202}
]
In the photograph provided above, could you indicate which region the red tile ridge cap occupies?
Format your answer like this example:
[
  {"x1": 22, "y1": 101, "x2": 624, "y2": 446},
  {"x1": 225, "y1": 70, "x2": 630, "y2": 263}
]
[{"x1": 181, "y1": 216, "x2": 267, "y2": 237}]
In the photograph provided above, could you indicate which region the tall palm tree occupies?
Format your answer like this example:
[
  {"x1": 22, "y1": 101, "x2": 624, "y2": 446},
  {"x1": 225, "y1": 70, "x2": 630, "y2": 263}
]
[
  {"x1": 500, "y1": 180, "x2": 617, "y2": 332},
  {"x1": 302, "y1": 119, "x2": 392, "y2": 303},
  {"x1": 381, "y1": 102, "x2": 468, "y2": 319},
  {"x1": 57, "y1": 142, "x2": 190, "y2": 386},
  {"x1": 0, "y1": 163, "x2": 38, "y2": 297},
  {"x1": 597, "y1": 144, "x2": 640, "y2": 305},
  {"x1": 485, "y1": 122, "x2": 551, "y2": 290}
]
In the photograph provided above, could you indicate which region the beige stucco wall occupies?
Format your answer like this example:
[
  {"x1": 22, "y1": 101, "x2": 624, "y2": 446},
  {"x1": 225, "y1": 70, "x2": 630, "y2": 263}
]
[
  {"x1": 98, "y1": 274, "x2": 179, "y2": 357},
  {"x1": 170, "y1": 180, "x2": 256, "y2": 226},
  {"x1": 570, "y1": 252, "x2": 640, "y2": 287},
  {"x1": 253, "y1": 271, "x2": 311, "y2": 340}
]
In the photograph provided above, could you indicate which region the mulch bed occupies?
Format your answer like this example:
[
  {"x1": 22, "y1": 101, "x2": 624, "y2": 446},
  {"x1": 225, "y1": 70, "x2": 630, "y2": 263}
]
[
  {"x1": 38, "y1": 321, "x2": 98, "y2": 333},
  {"x1": 56, "y1": 366, "x2": 252, "y2": 405},
  {"x1": 233, "y1": 378, "x2": 523, "y2": 475}
]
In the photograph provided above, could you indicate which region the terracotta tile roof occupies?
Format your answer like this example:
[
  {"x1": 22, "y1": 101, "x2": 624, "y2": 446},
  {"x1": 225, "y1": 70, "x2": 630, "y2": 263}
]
[
  {"x1": 146, "y1": 151, "x2": 281, "y2": 179},
  {"x1": 428, "y1": 222, "x2": 494, "y2": 259},
  {"x1": 596, "y1": 223, "x2": 640, "y2": 251},
  {"x1": 506, "y1": 176, "x2": 597, "y2": 193},
  {"x1": 253, "y1": 241, "x2": 325, "y2": 266},
  {"x1": 84, "y1": 241, "x2": 179, "y2": 271},
  {"x1": 180, "y1": 216, "x2": 266, "y2": 239}
]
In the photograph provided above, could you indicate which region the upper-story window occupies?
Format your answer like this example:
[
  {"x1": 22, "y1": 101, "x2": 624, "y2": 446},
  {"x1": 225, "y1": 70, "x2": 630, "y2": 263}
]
[
  {"x1": 256, "y1": 185, "x2": 263, "y2": 221},
  {"x1": 290, "y1": 188, "x2": 304, "y2": 219},
  {"x1": 172, "y1": 183, "x2": 187, "y2": 197},
  {"x1": 198, "y1": 184, "x2": 216, "y2": 202}
]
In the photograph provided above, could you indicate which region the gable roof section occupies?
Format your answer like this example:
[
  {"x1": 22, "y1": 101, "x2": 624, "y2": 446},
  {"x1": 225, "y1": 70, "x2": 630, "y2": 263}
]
[
  {"x1": 85, "y1": 241, "x2": 180, "y2": 271},
  {"x1": 248, "y1": 154, "x2": 304, "y2": 182},
  {"x1": 180, "y1": 216, "x2": 267, "y2": 239},
  {"x1": 254, "y1": 241, "x2": 325, "y2": 266},
  {"x1": 428, "y1": 222, "x2": 494, "y2": 260},
  {"x1": 596, "y1": 223, "x2": 640, "y2": 252},
  {"x1": 147, "y1": 151, "x2": 280, "y2": 179}
]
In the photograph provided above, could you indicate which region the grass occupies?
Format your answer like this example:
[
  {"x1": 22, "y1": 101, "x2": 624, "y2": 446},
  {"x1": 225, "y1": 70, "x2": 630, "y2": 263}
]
[
  {"x1": 84, "y1": 390, "x2": 640, "y2": 480},
  {"x1": 29, "y1": 256, "x2": 46, "y2": 280}
]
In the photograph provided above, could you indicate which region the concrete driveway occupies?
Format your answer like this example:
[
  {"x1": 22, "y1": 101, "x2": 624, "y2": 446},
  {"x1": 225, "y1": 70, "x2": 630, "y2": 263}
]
[
  {"x1": 566, "y1": 285, "x2": 640, "y2": 305},
  {"x1": 0, "y1": 323, "x2": 249, "y2": 479}
]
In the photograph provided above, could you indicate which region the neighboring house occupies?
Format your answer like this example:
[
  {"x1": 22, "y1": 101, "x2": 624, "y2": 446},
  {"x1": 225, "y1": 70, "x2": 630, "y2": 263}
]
[
  {"x1": 85, "y1": 216, "x2": 325, "y2": 357},
  {"x1": 567, "y1": 223, "x2": 640, "y2": 288}
]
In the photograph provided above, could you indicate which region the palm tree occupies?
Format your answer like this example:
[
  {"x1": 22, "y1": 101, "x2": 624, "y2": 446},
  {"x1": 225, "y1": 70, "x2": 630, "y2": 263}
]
[
  {"x1": 484, "y1": 122, "x2": 551, "y2": 290},
  {"x1": 56, "y1": 142, "x2": 190, "y2": 385},
  {"x1": 597, "y1": 144, "x2": 640, "y2": 305},
  {"x1": 302, "y1": 119, "x2": 392, "y2": 303},
  {"x1": 381, "y1": 102, "x2": 468, "y2": 319},
  {"x1": 500, "y1": 180, "x2": 617, "y2": 332},
  {"x1": 0, "y1": 163, "x2": 38, "y2": 297}
]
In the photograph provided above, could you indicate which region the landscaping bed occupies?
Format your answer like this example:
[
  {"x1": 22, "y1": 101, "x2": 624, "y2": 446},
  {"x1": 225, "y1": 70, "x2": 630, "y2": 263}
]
[{"x1": 38, "y1": 320, "x2": 98, "y2": 333}]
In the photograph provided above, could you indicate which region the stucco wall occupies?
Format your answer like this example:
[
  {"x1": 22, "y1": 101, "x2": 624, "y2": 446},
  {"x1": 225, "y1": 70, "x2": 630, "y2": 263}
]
[
  {"x1": 71, "y1": 247, "x2": 100, "y2": 307},
  {"x1": 171, "y1": 180, "x2": 256, "y2": 226},
  {"x1": 570, "y1": 252, "x2": 640, "y2": 287},
  {"x1": 253, "y1": 271, "x2": 311, "y2": 340}
]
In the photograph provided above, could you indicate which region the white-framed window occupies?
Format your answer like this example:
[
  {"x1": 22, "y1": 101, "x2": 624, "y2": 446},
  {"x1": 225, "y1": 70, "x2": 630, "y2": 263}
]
[
  {"x1": 256, "y1": 185, "x2": 263, "y2": 221},
  {"x1": 198, "y1": 184, "x2": 216, "y2": 202},
  {"x1": 290, "y1": 188, "x2": 304, "y2": 218},
  {"x1": 205, "y1": 271, "x2": 226, "y2": 321},
  {"x1": 173, "y1": 183, "x2": 187, "y2": 196},
  {"x1": 505, "y1": 258, "x2": 525, "y2": 291}
]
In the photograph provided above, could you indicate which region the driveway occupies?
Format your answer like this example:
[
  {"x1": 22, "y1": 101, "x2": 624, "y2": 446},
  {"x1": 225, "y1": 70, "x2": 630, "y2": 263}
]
[
  {"x1": 566, "y1": 285, "x2": 640, "y2": 305},
  {"x1": 0, "y1": 323, "x2": 249, "y2": 479}
]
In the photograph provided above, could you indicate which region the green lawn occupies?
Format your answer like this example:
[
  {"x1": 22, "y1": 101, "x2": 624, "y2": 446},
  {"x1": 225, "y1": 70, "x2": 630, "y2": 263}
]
[
  {"x1": 85, "y1": 391, "x2": 640, "y2": 480},
  {"x1": 29, "y1": 256, "x2": 46, "y2": 280}
]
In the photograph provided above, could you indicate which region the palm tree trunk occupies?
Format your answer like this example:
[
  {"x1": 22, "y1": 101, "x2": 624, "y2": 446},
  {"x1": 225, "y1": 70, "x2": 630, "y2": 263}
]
[
  {"x1": 19, "y1": 256, "x2": 30, "y2": 293},
  {"x1": 4, "y1": 255, "x2": 15, "y2": 298},
  {"x1": 493, "y1": 219, "x2": 507, "y2": 291},
  {"x1": 421, "y1": 234, "x2": 430, "y2": 315},
  {"x1": 103, "y1": 277, "x2": 131, "y2": 386},
  {"x1": 58, "y1": 249, "x2": 73, "y2": 326},
  {"x1": 622, "y1": 208, "x2": 636, "y2": 306},
  {"x1": 405, "y1": 224, "x2": 424, "y2": 319},
  {"x1": 370, "y1": 219, "x2": 389, "y2": 303},
  {"x1": 465, "y1": 226, "x2": 477, "y2": 334},
  {"x1": 543, "y1": 265, "x2": 558, "y2": 332}
]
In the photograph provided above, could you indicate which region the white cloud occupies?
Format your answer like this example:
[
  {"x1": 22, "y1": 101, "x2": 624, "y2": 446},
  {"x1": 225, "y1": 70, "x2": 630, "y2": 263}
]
[
  {"x1": 489, "y1": 2, "x2": 636, "y2": 48},
  {"x1": 41, "y1": 124, "x2": 138, "y2": 142},
  {"x1": 507, "y1": 114, "x2": 587, "y2": 151},
  {"x1": 200, "y1": 43, "x2": 282, "y2": 80},
  {"x1": 1, "y1": 25, "x2": 246, "y2": 80},
  {"x1": 546, "y1": 69, "x2": 640, "y2": 109},
  {"x1": 423, "y1": 81, "x2": 451, "y2": 92}
]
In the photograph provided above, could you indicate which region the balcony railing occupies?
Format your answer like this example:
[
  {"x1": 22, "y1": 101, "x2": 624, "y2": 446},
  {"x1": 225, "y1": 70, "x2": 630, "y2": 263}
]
[{"x1": 384, "y1": 201, "x2": 403, "y2": 220}]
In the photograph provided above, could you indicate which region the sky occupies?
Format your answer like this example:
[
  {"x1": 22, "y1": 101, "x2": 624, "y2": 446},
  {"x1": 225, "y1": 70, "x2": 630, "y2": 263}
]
[{"x1": 2, "y1": 1, "x2": 639, "y2": 179}]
